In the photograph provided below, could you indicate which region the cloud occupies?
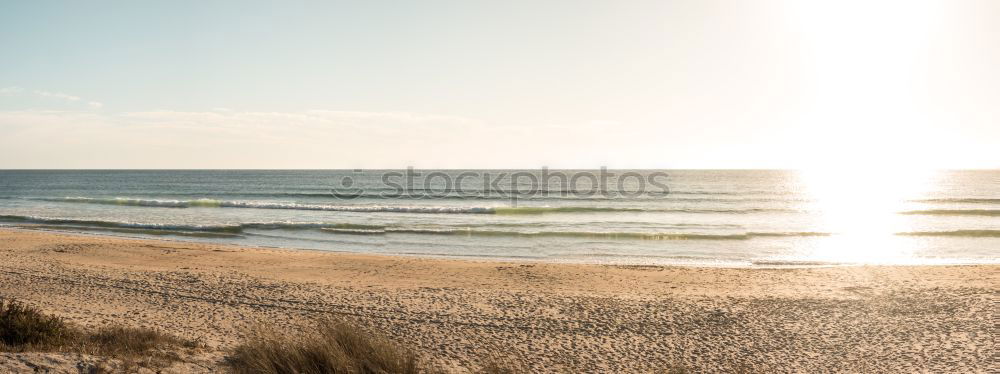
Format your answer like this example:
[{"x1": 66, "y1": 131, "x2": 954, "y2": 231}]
[
  {"x1": 0, "y1": 86, "x2": 24, "y2": 95},
  {"x1": 33, "y1": 90, "x2": 82, "y2": 102},
  {"x1": 3, "y1": 108, "x2": 987, "y2": 169},
  {"x1": 0, "y1": 109, "x2": 639, "y2": 169},
  {"x1": 1, "y1": 86, "x2": 103, "y2": 109}
]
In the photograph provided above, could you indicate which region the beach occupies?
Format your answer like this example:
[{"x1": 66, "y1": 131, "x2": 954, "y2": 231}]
[
  {"x1": 0, "y1": 228, "x2": 996, "y2": 372},
  {"x1": 5, "y1": 0, "x2": 999, "y2": 371}
]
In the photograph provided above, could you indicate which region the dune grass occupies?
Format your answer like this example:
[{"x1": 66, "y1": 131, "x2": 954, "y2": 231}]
[
  {"x1": 473, "y1": 348, "x2": 529, "y2": 374},
  {"x1": 0, "y1": 297, "x2": 200, "y2": 370},
  {"x1": 227, "y1": 318, "x2": 534, "y2": 374},
  {"x1": 4, "y1": 297, "x2": 683, "y2": 373},
  {"x1": 227, "y1": 319, "x2": 427, "y2": 374},
  {"x1": 0, "y1": 297, "x2": 80, "y2": 351},
  {"x1": 2, "y1": 296, "x2": 523, "y2": 373}
]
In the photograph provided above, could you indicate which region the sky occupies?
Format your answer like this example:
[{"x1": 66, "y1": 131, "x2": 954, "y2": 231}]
[{"x1": 1, "y1": 0, "x2": 998, "y2": 169}]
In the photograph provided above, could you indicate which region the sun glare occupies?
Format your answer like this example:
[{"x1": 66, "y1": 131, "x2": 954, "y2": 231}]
[{"x1": 799, "y1": 167, "x2": 936, "y2": 263}]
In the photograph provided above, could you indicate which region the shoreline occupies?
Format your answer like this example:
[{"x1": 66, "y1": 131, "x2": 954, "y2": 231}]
[
  {"x1": 4, "y1": 225, "x2": 996, "y2": 269},
  {"x1": 1, "y1": 228, "x2": 996, "y2": 372}
]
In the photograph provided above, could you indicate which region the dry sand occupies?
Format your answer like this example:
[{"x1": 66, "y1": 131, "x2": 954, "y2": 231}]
[{"x1": 0, "y1": 228, "x2": 996, "y2": 373}]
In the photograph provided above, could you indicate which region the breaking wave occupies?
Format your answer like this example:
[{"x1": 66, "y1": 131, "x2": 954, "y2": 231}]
[
  {"x1": 897, "y1": 230, "x2": 1000, "y2": 238},
  {"x1": 318, "y1": 228, "x2": 831, "y2": 240},
  {"x1": 912, "y1": 198, "x2": 1000, "y2": 204},
  {"x1": 36, "y1": 197, "x2": 795, "y2": 215},
  {"x1": 900, "y1": 209, "x2": 1000, "y2": 217},
  {"x1": 0, "y1": 215, "x2": 830, "y2": 241},
  {"x1": 38, "y1": 197, "x2": 494, "y2": 214},
  {"x1": 0, "y1": 215, "x2": 243, "y2": 233}
]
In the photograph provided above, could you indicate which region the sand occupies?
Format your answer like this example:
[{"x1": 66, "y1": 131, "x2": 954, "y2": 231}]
[{"x1": 0, "y1": 228, "x2": 996, "y2": 373}]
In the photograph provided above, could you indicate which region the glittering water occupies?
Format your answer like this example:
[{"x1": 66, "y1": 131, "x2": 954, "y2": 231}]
[{"x1": 1, "y1": 170, "x2": 997, "y2": 266}]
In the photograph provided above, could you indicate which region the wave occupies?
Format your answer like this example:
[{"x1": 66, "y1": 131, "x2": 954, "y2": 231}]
[
  {"x1": 28, "y1": 224, "x2": 244, "y2": 238},
  {"x1": 271, "y1": 205, "x2": 794, "y2": 215},
  {"x1": 900, "y1": 209, "x2": 1000, "y2": 217},
  {"x1": 0, "y1": 215, "x2": 388, "y2": 235},
  {"x1": 281, "y1": 189, "x2": 794, "y2": 198},
  {"x1": 912, "y1": 198, "x2": 1000, "y2": 204},
  {"x1": 36, "y1": 197, "x2": 794, "y2": 215},
  {"x1": 346, "y1": 188, "x2": 791, "y2": 198},
  {"x1": 751, "y1": 260, "x2": 846, "y2": 266},
  {"x1": 334, "y1": 187, "x2": 672, "y2": 197},
  {"x1": 219, "y1": 201, "x2": 495, "y2": 214},
  {"x1": 0, "y1": 216, "x2": 410, "y2": 233},
  {"x1": 33, "y1": 191, "x2": 798, "y2": 202},
  {"x1": 0, "y1": 215, "x2": 243, "y2": 233},
  {"x1": 667, "y1": 190, "x2": 794, "y2": 196},
  {"x1": 37, "y1": 189, "x2": 671, "y2": 200},
  {"x1": 38, "y1": 197, "x2": 495, "y2": 214},
  {"x1": 897, "y1": 230, "x2": 1000, "y2": 238},
  {"x1": 243, "y1": 222, "x2": 385, "y2": 231},
  {"x1": 42, "y1": 197, "x2": 223, "y2": 208},
  {"x1": 492, "y1": 207, "x2": 795, "y2": 215},
  {"x1": 0, "y1": 214, "x2": 829, "y2": 241},
  {"x1": 317, "y1": 228, "x2": 830, "y2": 240}
]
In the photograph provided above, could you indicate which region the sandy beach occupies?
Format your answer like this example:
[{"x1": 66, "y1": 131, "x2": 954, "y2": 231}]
[{"x1": 0, "y1": 228, "x2": 995, "y2": 372}]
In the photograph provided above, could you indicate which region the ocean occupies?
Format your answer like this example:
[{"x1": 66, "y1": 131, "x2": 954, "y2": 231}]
[{"x1": 0, "y1": 169, "x2": 997, "y2": 266}]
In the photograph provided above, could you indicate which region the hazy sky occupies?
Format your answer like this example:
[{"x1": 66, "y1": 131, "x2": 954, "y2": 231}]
[{"x1": 1, "y1": 0, "x2": 997, "y2": 169}]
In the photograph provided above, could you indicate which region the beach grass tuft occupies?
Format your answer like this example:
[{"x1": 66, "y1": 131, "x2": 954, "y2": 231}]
[
  {"x1": 0, "y1": 297, "x2": 200, "y2": 369},
  {"x1": 475, "y1": 351, "x2": 530, "y2": 374},
  {"x1": 227, "y1": 318, "x2": 427, "y2": 374},
  {"x1": 0, "y1": 297, "x2": 80, "y2": 350},
  {"x1": 84, "y1": 325, "x2": 201, "y2": 368},
  {"x1": 227, "y1": 318, "x2": 540, "y2": 374},
  {"x1": 4, "y1": 296, "x2": 534, "y2": 373}
]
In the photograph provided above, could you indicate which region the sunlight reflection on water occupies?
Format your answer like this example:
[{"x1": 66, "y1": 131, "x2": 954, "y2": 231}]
[{"x1": 799, "y1": 168, "x2": 938, "y2": 263}]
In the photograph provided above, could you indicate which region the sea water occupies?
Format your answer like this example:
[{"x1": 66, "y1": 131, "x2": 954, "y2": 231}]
[{"x1": 0, "y1": 170, "x2": 997, "y2": 266}]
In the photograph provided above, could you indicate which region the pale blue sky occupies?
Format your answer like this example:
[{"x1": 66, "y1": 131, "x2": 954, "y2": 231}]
[{"x1": 1, "y1": 1, "x2": 998, "y2": 168}]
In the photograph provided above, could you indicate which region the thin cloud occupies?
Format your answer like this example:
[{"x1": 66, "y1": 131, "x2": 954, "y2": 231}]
[
  {"x1": 34, "y1": 90, "x2": 82, "y2": 102},
  {"x1": 1, "y1": 87, "x2": 102, "y2": 109},
  {"x1": 0, "y1": 86, "x2": 24, "y2": 95},
  {"x1": 0, "y1": 109, "x2": 618, "y2": 168}
]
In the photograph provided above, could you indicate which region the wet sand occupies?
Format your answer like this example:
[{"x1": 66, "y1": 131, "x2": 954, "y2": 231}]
[{"x1": 0, "y1": 228, "x2": 996, "y2": 372}]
